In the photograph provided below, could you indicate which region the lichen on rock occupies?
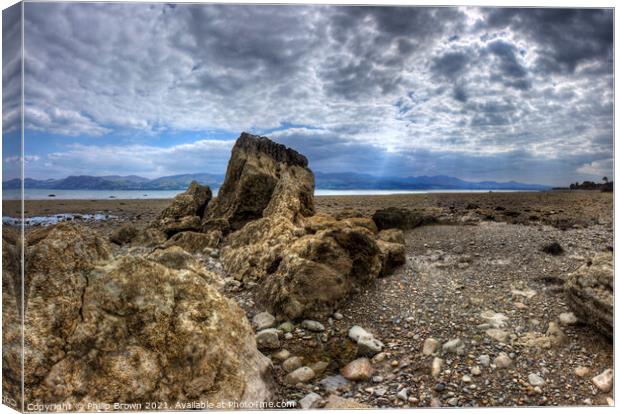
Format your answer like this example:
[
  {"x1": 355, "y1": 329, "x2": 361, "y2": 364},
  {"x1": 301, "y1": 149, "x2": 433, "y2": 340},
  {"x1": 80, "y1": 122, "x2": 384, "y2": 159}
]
[{"x1": 16, "y1": 223, "x2": 273, "y2": 408}]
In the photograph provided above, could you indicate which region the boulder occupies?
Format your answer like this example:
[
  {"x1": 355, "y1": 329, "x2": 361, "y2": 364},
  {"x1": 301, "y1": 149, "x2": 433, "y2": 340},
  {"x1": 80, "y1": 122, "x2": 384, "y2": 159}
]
[
  {"x1": 372, "y1": 207, "x2": 436, "y2": 230},
  {"x1": 20, "y1": 223, "x2": 273, "y2": 406},
  {"x1": 565, "y1": 252, "x2": 613, "y2": 338},
  {"x1": 258, "y1": 218, "x2": 382, "y2": 319},
  {"x1": 204, "y1": 132, "x2": 314, "y2": 231},
  {"x1": 152, "y1": 181, "x2": 212, "y2": 237}
]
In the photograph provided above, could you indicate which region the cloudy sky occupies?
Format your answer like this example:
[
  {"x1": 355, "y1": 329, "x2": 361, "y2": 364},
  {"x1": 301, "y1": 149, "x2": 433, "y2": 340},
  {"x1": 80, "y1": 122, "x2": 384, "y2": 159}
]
[{"x1": 2, "y1": 3, "x2": 614, "y2": 185}]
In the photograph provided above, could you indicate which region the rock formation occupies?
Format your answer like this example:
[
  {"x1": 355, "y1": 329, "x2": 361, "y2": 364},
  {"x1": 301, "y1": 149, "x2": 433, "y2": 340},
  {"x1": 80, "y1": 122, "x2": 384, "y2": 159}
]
[
  {"x1": 565, "y1": 252, "x2": 613, "y2": 339},
  {"x1": 152, "y1": 181, "x2": 212, "y2": 236},
  {"x1": 203, "y1": 132, "x2": 314, "y2": 231},
  {"x1": 12, "y1": 223, "x2": 273, "y2": 408},
  {"x1": 212, "y1": 133, "x2": 405, "y2": 319},
  {"x1": 372, "y1": 207, "x2": 437, "y2": 230}
]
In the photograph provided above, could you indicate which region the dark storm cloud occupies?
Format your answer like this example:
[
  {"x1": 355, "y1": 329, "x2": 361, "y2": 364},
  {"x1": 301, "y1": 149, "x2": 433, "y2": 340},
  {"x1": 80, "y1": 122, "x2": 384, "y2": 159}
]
[
  {"x1": 431, "y1": 51, "x2": 471, "y2": 79},
  {"x1": 14, "y1": 4, "x2": 614, "y2": 185},
  {"x1": 320, "y1": 6, "x2": 467, "y2": 99},
  {"x1": 478, "y1": 8, "x2": 613, "y2": 74},
  {"x1": 2, "y1": 3, "x2": 21, "y2": 135},
  {"x1": 484, "y1": 39, "x2": 531, "y2": 90}
]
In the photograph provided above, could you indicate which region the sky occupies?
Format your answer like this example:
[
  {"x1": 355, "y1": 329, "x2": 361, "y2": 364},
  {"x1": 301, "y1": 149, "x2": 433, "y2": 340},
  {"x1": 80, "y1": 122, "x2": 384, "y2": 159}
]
[{"x1": 1, "y1": 3, "x2": 614, "y2": 186}]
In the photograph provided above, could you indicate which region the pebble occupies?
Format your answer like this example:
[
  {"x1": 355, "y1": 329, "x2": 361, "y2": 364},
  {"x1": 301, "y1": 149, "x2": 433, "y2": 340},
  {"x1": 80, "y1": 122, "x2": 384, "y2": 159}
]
[
  {"x1": 528, "y1": 373, "x2": 545, "y2": 386},
  {"x1": 282, "y1": 356, "x2": 304, "y2": 373},
  {"x1": 284, "y1": 333, "x2": 293, "y2": 340},
  {"x1": 374, "y1": 386, "x2": 387, "y2": 396},
  {"x1": 462, "y1": 375, "x2": 472, "y2": 383},
  {"x1": 372, "y1": 352, "x2": 387, "y2": 363},
  {"x1": 333, "y1": 312, "x2": 344, "y2": 320},
  {"x1": 574, "y1": 366, "x2": 590, "y2": 377},
  {"x1": 559, "y1": 312, "x2": 578, "y2": 326},
  {"x1": 358, "y1": 335, "x2": 384, "y2": 357},
  {"x1": 442, "y1": 338, "x2": 465, "y2": 355},
  {"x1": 302, "y1": 320, "x2": 325, "y2": 332},
  {"x1": 479, "y1": 355, "x2": 491, "y2": 367},
  {"x1": 252, "y1": 312, "x2": 276, "y2": 330},
  {"x1": 309, "y1": 361, "x2": 329, "y2": 376},
  {"x1": 447, "y1": 397, "x2": 458, "y2": 406},
  {"x1": 431, "y1": 357, "x2": 444, "y2": 377},
  {"x1": 320, "y1": 375, "x2": 351, "y2": 393},
  {"x1": 272, "y1": 349, "x2": 291, "y2": 362},
  {"x1": 422, "y1": 338, "x2": 439, "y2": 355},
  {"x1": 471, "y1": 366, "x2": 482, "y2": 376},
  {"x1": 340, "y1": 358, "x2": 373, "y2": 381},
  {"x1": 592, "y1": 369, "x2": 613, "y2": 392},
  {"x1": 299, "y1": 392, "x2": 322, "y2": 409},
  {"x1": 348, "y1": 325, "x2": 384, "y2": 356},
  {"x1": 494, "y1": 353, "x2": 512, "y2": 369},
  {"x1": 372, "y1": 375, "x2": 384, "y2": 383},
  {"x1": 278, "y1": 321, "x2": 294, "y2": 333},
  {"x1": 284, "y1": 367, "x2": 315, "y2": 385},
  {"x1": 485, "y1": 328, "x2": 510, "y2": 343},
  {"x1": 397, "y1": 388, "x2": 408, "y2": 401},
  {"x1": 256, "y1": 328, "x2": 280, "y2": 350},
  {"x1": 434, "y1": 383, "x2": 446, "y2": 392}
]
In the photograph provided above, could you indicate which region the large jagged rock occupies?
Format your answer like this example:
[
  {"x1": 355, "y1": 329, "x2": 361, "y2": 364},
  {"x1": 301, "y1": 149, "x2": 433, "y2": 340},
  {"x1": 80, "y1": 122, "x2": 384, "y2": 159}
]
[
  {"x1": 217, "y1": 133, "x2": 405, "y2": 319},
  {"x1": 204, "y1": 132, "x2": 314, "y2": 231},
  {"x1": 18, "y1": 223, "x2": 273, "y2": 407},
  {"x1": 565, "y1": 252, "x2": 613, "y2": 339},
  {"x1": 153, "y1": 181, "x2": 212, "y2": 237}
]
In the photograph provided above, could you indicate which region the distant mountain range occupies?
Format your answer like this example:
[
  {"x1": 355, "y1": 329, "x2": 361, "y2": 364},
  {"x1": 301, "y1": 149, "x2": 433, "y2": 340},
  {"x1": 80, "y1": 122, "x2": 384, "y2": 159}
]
[{"x1": 2, "y1": 172, "x2": 550, "y2": 191}]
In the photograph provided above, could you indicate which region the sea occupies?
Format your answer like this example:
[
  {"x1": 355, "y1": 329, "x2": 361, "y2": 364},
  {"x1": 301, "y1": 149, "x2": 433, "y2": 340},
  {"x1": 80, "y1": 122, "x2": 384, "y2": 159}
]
[{"x1": 1, "y1": 188, "x2": 536, "y2": 200}]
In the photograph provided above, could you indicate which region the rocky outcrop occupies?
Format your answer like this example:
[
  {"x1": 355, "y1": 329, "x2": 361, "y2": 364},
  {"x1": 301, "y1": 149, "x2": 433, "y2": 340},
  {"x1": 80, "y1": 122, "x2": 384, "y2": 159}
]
[
  {"x1": 215, "y1": 133, "x2": 405, "y2": 319},
  {"x1": 17, "y1": 223, "x2": 273, "y2": 408},
  {"x1": 372, "y1": 207, "x2": 437, "y2": 230},
  {"x1": 153, "y1": 181, "x2": 212, "y2": 237},
  {"x1": 258, "y1": 215, "x2": 382, "y2": 319},
  {"x1": 565, "y1": 252, "x2": 613, "y2": 339},
  {"x1": 203, "y1": 132, "x2": 314, "y2": 231}
]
